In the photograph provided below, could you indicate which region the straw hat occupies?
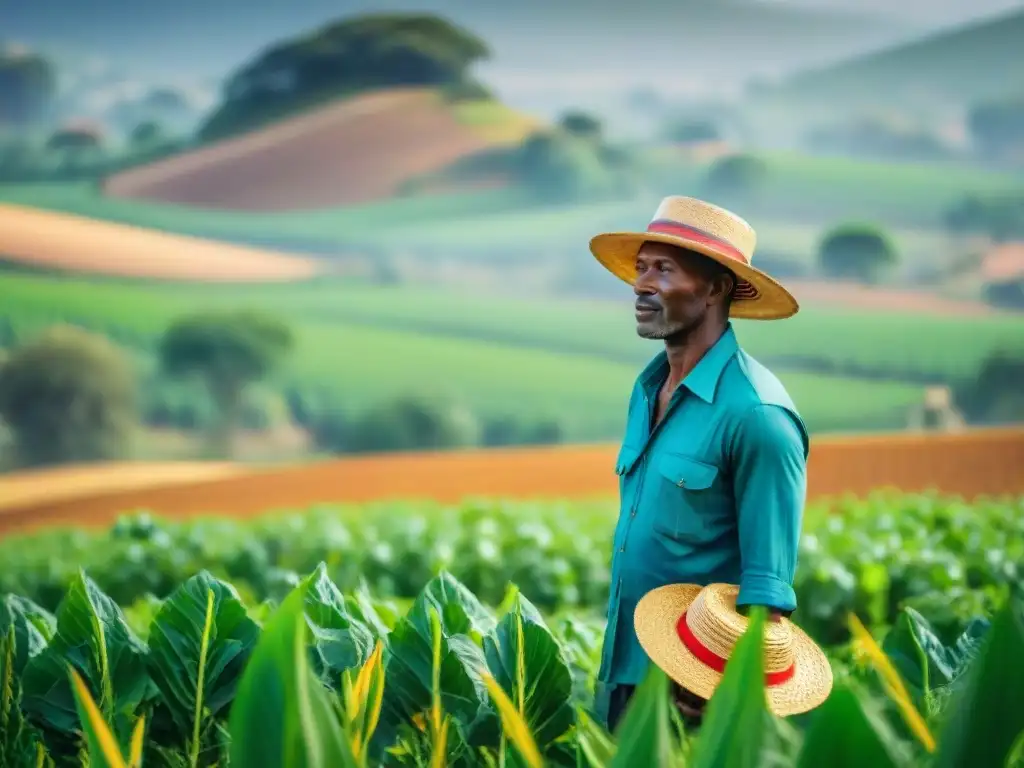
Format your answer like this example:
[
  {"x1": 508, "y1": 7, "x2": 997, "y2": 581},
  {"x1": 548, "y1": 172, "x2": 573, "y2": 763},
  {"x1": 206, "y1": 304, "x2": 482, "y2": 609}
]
[
  {"x1": 634, "y1": 583, "x2": 833, "y2": 716},
  {"x1": 589, "y1": 196, "x2": 799, "y2": 320}
]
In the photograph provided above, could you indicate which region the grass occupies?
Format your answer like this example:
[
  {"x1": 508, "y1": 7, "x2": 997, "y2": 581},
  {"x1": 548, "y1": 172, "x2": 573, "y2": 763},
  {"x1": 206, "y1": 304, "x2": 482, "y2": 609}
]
[{"x1": 0, "y1": 271, "x2": 941, "y2": 439}]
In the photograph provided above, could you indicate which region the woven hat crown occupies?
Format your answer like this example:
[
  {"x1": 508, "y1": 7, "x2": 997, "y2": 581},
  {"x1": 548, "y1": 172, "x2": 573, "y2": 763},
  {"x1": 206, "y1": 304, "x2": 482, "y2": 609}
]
[
  {"x1": 651, "y1": 196, "x2": 758, "y2": 264},
  {"x1": 686, "y1": 584, "x2": 795, "y2": 674}
]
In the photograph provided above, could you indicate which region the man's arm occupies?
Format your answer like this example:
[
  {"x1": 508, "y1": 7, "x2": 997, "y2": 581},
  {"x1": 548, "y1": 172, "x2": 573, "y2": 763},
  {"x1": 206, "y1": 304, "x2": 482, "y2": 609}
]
[{"x1": 729, "y1": 403, "x2": 807, "y2": 614}]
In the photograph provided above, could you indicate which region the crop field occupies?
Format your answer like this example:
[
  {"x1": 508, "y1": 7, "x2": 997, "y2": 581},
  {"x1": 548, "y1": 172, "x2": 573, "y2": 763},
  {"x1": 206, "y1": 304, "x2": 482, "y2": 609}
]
[
  {"x1": 102, "y1": 89, "x2": 537, "y2": 211},
  {"x1": 0, "y1": 492, "x2": 1021, "y2": 766},
  {"x1": 6, "y1": 270, "x2": 1015, "y2": 438},
  {"x1": 0, "y1": 203, "x2": 322, "y2": 281}
]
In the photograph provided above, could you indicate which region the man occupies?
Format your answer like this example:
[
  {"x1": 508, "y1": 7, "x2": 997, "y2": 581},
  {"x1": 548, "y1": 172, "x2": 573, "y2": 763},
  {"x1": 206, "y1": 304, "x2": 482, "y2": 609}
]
[{"x1": 587, "y1": 196, "x2": 809, "y2": 732}]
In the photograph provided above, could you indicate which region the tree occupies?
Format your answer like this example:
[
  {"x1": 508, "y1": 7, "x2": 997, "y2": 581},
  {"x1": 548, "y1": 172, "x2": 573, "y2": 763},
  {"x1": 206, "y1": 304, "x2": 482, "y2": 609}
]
[
  {"x1": 129, "y1": 120, "x2": 165, "y2": 148},
  {"x1": 45, "y1": 125, "x2": 103, "y2": 152},
  {"x1": 702, "y1": 154, "x2": 768, "y2": 201},
  {"x1": 159, "y1": 311, "x2": 294, "y2": 458},
  {"x1": 665, "y1": 119, "x2": 721, "y2": 144},
  {"x1": 348, "y1": 394, "x2": 479, "y2": 453},
  {"x1": 200, "y1": 13, "x2": 491, "y2": 140},
  {"x1": 818, "y1": 223, "x2": 898, "y2": 284},
  {"x1": 968, "y1": 97, "x2": 1024, "y2": 158},
  {"x1": 954, "y1": 352, "x2": 1024, "y2": 425},
  {"x1": 517, "y1": 130, "x2": 622, "y2": 204},
  {"x1": 0, "y1": 50, "x2": 56, "y2": 128},
  {"x1": 559, "y1": 111, "x2": 603, "y2": 141},
  {"x1": 0, "y1": 325, "x2": 138, "y2": 468}
]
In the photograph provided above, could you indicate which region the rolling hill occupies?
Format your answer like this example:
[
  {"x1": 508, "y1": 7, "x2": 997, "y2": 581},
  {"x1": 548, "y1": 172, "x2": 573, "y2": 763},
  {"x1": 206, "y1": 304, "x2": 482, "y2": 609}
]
[
  {"x1": 756, "y1": 7, "x2": 1024, "y2": 109},
  {"x1": 101, "y1": 89, "x2": 537, "y2": 211},
  {"x1": 0, "y1": 203, "x2": 322, "y2": 281}
]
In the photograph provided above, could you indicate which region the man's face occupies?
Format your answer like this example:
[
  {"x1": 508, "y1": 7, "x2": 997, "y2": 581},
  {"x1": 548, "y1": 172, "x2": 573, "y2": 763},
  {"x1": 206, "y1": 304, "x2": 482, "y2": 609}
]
[{"x1": 633, "y1": 241, "x2": 732, "y2": 340}]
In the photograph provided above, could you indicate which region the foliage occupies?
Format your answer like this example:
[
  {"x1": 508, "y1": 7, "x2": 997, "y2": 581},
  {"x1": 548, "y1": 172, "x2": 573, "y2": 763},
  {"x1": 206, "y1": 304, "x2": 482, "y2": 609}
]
[
  {"x1": 953, "y1": 352, "x2": 1024, "y2": 425},
  {"x1": 664, "y1": 120, "x2": 721, "y2": 144},
  {"x1": 559, "y1": 112, "x2": 603, "y2": 142},
  {"x1": 700, "y1": 154, "x2": 768, "y2": 202},
  {"x1": 200, "y1": 13, "x2": 491, "y2": 141},
  {"x1": 0, "y1": 50, "x2": 56, "y2": 128},
  {"x1": 0, "y1": 566, "x2": 1021, "y2": 767},
  {"x1": 967, "y1": 97, "x2": 1024, "y2": 159},
  {"x1": 159, "y1": 310, "x2": 294, "y2": 457},
  {"x1": 818, "y1": 222, "x2": 898, "y2": 284},
  {"x1": 942, "y1": 192, "x2": 1024, "y2": 242},
  {"x1": 0, "y1": 324, "x2": 138, "y2": 468},
  {"x1": 0, "y1": 492, "x2": 1020, "y2": 650},
  {"x1": 516, "y1": 130, "x2": 633, "y2": 204}
]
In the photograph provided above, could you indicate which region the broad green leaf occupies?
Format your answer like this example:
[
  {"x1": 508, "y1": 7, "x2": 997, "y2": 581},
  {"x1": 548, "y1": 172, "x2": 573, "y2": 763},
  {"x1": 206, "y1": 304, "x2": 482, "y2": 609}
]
[
  {"x1": 608, "y1": 663, "x2": 677, "y2": 768},
  {"x1": 575, "y1": 710, "x2": 616, "y2": 768},
  {"x1": 483, "y1": 594, "x2": 574, "y2": 749},
  {"x1": 69, "y1": 667, "x2": 129, "y2": 768},
  {"x1": 2, "y1": 626, "x2": 41, "y2": 767},
  {"x1": 228, "y1": 585, "x2": 359, "y2": 768},
  {"x1": 796, "y1": 684, "x2": 912, "y2": 768},
  {"x1": 379, "y1": 575, "x2": 492, "y2": 739},
  {"x1": 689, "y1": 607, "x2": 771, "y2": 768},
  {"x1": 882, "y1": 608, "x2": 989, "y2": 697},
  {"x1": 21, "y1": 571, "x2": 150, "y2": 761},
  {"x1": 300, "y1": 564, "x2": 376, "y2": 686},
  {"x1": 0, "y1": 595, "x2": 56, "y2": 675},
  {"x1": 933, "y1": 598, "x2": 1024, "y2": 768},
  {"x1": 146, "y1": 571, "x2": 260, "y2": 760}
]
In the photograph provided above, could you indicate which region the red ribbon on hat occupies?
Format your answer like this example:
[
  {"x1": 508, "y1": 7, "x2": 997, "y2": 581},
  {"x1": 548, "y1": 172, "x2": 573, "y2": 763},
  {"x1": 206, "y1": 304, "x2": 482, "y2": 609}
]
[
  {"x1": 646, "y1": 219, "x2": 750, "y2": 266},
  {"x1": 676, "y1": 612, "x2": 796, "y2": 686}
]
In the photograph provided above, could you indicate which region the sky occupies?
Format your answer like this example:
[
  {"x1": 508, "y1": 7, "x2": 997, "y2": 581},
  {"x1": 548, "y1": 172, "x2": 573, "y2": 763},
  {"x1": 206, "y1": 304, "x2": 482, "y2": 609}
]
[{"x1": 4, "y1": 0, "x2": 1021, "y2": 128}]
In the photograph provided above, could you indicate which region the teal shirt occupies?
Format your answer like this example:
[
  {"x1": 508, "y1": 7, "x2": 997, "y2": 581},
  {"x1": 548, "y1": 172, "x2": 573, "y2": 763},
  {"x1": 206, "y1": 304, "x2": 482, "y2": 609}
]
[{"x1": 597, "y1": 323, "x2": 809, "y2": 686}]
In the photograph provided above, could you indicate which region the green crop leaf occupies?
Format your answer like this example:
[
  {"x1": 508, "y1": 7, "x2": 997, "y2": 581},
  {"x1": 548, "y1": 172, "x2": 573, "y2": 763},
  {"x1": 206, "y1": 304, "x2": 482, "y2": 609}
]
[
  {"x1": 378, "y1": 573, "x2": 493, "y2": 749},
  {"x1": 0, "y1": 595, "x2": 56, "y2": 676},
  {"x1": 689, "y1": 607, "x2": 772, "y2": 768},
  {"x1": 300, "y1": 563, "x2": 377, "y2": 687},
  {"x1": 2, "y1": 626, "x2": 43, "y2": 767},
  {"x1": 882, "y1": 607, "x2": 989, "y2": 700},
  {"x1": 483, "y1": 593, "x2": 574, "y2": 750},
  {"x1": 228, "y1": 584, "x2": 358, "y2": 768},
  {"x1": 796, "y1": 684, "x2": 912, "y2": 768},
  {"x1": 932, "y1": 598, "x2": 1024, "y2": 768},
  {"x1": 21, "y1": 570, "x2": 150, "y2": 762},
  {"x1": 145, "y1": 571, "x2": 260, "y2": 763},
  {"x1": 608, "y1": 663, "x2": 678, "y2": 768}
]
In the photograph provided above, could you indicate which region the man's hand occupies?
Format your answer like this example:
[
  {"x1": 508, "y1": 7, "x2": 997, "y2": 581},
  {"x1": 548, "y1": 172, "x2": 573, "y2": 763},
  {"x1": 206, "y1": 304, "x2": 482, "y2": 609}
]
[
  {"x1": 737, "y1": 603, "x2": 788, "y2": 622},
  {"x1": 671, "y1": 682, "x2": 706, "y2": 724}
]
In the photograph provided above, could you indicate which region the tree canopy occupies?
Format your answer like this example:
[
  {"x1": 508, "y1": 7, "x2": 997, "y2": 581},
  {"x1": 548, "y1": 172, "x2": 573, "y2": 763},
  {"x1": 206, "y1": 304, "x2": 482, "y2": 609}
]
[
  {"x1": 818, "y1": 223, "x2": 898, "y2": 284},
  {"x1": 200, "y1": 13, "x2": 491, "y2": 141},
  {"x1": 0, "y1": 51, "x2": 56, "y2": 128},
  {"x1": 0, "y1": 325, "x2": 138, "y2": 468}
]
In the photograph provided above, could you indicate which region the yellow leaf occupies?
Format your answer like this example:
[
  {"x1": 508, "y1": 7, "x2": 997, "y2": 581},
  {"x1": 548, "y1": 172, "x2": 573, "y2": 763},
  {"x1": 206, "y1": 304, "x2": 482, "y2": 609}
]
[
  {"x1": 847, "y1": 613, "x2": 936, "y2": 753},
  {"x1": 352, "y1": 641, "x2": 383, "y2": 709},
  {"x1": 129, "y1": 714, "x2": 146, "y2": 767},
  {"x1": 69, "y1": 667, "x2": 129, "y2": 768},
  {"x1": 482, "y1": 673, "x2": 543, "y2": 768},
  {"x1": 429, "y1": 716, "x2": 450, "y2": 768}
]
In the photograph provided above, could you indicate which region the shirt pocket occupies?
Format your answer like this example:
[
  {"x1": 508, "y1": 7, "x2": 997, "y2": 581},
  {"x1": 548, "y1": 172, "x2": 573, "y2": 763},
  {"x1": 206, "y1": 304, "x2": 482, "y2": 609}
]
[{"x1": 651, "y1": 453, "x2": 724, "y2": 541}]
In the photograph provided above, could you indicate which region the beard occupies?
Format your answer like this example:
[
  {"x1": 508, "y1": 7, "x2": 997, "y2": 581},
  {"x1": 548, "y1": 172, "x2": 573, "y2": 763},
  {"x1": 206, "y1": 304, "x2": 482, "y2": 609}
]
[{"x1": 637, "y1": 315, "x2": 694, "y2": 340}]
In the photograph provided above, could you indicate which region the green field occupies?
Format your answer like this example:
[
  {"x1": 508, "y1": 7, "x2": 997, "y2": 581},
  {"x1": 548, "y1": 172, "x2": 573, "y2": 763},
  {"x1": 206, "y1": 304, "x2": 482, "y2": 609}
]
[
  {"x1": 2, "y1": 149, "x2": 1020, "y2": 257},
  {"x1": 0, "y1": 493, "x2": 1019, "y2": 766},
  {"x1": 4, "y1": 271, "x2": 1024, "y2": 439}
]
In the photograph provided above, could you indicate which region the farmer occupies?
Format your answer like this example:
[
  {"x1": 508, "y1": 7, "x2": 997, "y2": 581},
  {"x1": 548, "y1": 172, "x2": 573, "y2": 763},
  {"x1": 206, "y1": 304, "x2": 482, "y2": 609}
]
[{"x1": 588, "y1": 196, "x2": 812, "y2": 731}]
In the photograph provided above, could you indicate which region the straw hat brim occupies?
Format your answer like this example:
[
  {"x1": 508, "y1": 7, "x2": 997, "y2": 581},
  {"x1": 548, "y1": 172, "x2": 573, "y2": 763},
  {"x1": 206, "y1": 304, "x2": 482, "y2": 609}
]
[
  {"x1": 589, "y1": 231, "x2": 799, "y2": 321},
  {"x1": 633, "y1": 584, "x2": 834, "y2": 717}
]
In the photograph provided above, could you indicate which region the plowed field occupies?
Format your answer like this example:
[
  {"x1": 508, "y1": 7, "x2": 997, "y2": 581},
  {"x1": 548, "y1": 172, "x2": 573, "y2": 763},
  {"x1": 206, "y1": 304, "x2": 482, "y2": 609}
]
[
  {"x1": 102, "y1": 90, "x2": 532, "y2": 211},
  {"x1": 0, "y1": 203, "x2": 321, "y2": 281}
]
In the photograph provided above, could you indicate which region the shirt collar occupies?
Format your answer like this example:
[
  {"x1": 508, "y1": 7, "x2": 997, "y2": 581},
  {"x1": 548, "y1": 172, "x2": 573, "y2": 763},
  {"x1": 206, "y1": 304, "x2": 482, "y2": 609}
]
[{"x1": 638, "y1": 323, "x2": 739, "y2": 405}]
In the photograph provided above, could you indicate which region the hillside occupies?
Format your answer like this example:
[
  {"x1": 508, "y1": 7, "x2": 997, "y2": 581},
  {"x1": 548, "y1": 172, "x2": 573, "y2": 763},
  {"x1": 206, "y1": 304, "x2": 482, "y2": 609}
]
[
  {"x1": 102, "y1": 89, "x2": 537, "y2": 211},
  {"x1": 0, "y1": 203, "x2": 322, "y2": 281},
  {"x1": 757, "y1": 8, "x2": 1024, "y2": 109}
]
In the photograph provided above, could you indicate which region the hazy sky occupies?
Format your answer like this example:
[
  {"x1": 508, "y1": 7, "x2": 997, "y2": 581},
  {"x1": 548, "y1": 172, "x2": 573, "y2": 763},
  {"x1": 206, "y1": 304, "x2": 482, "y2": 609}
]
[{"x1": 754, "y1": 0, "x2": 1023, "y2": 23}]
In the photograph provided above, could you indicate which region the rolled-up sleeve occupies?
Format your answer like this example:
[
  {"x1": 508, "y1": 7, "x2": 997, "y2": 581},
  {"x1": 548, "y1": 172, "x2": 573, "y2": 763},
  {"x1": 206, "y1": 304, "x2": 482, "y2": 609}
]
[{"x1": 730, "y1": 404, "x2": 807, "y2": 612}]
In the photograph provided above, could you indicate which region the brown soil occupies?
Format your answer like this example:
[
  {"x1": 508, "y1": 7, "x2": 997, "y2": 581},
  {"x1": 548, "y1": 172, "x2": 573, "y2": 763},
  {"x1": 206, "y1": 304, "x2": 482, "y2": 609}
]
[
  {"x1": 1, "y1": 427, "x2": 1022, "y2": 537},
  {"x1": 102, "y1": 90, "x2": 504, "y2": 211},
  {"x1": 0, "y1": 203, "x2": 321, "y2": 281}
]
